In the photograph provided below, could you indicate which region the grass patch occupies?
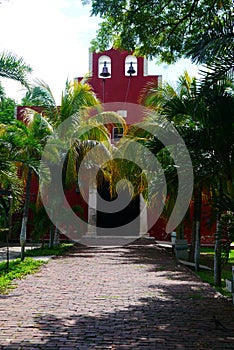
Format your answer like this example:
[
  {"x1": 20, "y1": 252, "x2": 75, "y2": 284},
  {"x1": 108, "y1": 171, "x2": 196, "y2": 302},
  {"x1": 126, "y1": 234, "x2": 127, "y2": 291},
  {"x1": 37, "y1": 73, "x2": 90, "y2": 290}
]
[
  {"x1": 0, "y1": 258, "x2": 45, "y2": 294},
  {"x1": 0, "y1": 243, "x2": 74, "y2": 294},
  {"x1": 24, "y1": 243, "x2": 74, "y2": 257},
  {"x1": 195, "y1": 247, "x2": 234, "y2": 299}
]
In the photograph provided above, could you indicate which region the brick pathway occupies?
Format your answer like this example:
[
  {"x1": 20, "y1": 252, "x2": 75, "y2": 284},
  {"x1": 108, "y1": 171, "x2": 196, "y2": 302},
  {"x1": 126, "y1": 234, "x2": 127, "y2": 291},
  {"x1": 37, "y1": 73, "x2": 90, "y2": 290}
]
[{"x1": 0, "y1": 243, "x2": 233, "y2": 349}]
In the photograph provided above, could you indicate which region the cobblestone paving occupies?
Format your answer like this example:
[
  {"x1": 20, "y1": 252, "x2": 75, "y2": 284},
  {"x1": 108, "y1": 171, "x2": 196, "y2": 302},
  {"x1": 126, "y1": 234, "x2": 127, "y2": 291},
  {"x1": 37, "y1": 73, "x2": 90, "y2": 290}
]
[{"x1": 0, "y1": 243, "x2": 233, "y2": 349}]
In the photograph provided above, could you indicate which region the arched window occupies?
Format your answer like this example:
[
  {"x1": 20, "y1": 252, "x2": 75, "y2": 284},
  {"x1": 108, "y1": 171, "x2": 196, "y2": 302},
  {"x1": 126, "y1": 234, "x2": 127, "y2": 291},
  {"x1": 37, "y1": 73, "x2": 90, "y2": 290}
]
[
  {"x1": 125, "y1": 55, "x2": 137, "y2": 76},
  {"x1": 98, "y1": 55, "x2": 111, "y2": 78}
]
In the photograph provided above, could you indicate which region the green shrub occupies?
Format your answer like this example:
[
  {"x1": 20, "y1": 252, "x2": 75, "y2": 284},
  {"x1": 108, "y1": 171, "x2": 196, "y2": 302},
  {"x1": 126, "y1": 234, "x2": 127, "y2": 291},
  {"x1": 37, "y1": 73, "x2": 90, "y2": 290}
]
[{"x1": 0, "y1": 258, "x2": 45, "y2": 294}]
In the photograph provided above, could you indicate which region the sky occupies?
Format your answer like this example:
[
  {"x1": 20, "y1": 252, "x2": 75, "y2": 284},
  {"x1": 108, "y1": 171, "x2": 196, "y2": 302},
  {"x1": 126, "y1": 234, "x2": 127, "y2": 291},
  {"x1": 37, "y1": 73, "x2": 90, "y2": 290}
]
[{"x1": 0, "y1": 0, "x2": 201, "y2": 104}]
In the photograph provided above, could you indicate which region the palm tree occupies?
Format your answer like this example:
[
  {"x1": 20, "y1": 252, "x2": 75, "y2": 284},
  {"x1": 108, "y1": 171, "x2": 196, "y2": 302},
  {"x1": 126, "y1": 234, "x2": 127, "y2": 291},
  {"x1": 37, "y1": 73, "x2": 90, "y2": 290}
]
[
  {"x1": 0, "y1": 50, "x2": 32, "y2": 237},
  {"x1": 0, "y1": 125, "x2": 23, "y2": 223},
  {"x1": 0, "y1": 122, "x2": 24, "y2": 263},
  {"x1": 141, "y1": 72, "x2": 234, "y2": 282},
  {"x1": 23, "y1": 78, "x2": 101, "y2": 127},
  {"x1": 46, "y1": 110, "x2": 127, "y2": 246},
  {"x1": 140, "y1": 73, "x2": 204, "y2": 254},
  {"x1": 25, "y1": 79, "x2": 127, "y2": 246},
  {"x1": 3, "y1": 110, "x2": 53, "y2": 260},
  {"x1": 199, "y1": 80, "x2": 234, "y2": 285},
  {"x1": 0, "y1": 51, "x2": 31, "y2": 227},
  {"x1": 187, "y1": 7, "x2": 234, "y2": 281}
]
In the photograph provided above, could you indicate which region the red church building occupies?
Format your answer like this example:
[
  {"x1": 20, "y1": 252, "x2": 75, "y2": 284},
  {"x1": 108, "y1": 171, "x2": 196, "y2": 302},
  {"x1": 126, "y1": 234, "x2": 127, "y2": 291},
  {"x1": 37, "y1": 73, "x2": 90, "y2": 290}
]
[{"x1": 16, "y1": 48, "x2": 216, "y2": 246}]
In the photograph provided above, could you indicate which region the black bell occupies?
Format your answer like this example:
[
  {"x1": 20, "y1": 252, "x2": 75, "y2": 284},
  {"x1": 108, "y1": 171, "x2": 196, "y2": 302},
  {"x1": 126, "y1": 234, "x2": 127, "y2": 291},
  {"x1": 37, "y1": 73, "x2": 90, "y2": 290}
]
[
  {"x1": 127, "y1": 62, "x2": 136, "y2": 76},
  {"x1": 100, "y1": 61, "x2": 111, "y2": 77}
]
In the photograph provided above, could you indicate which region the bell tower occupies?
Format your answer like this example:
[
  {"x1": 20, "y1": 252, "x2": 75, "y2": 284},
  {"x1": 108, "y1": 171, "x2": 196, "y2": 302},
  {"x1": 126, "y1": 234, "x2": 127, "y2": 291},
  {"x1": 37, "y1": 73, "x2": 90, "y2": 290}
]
[
  {"x1": 75, "y1": 49, "x2": 161, "y2": 244},
  {"x1": 77, "y1": 48, "x2": 161, "y2": 123}
]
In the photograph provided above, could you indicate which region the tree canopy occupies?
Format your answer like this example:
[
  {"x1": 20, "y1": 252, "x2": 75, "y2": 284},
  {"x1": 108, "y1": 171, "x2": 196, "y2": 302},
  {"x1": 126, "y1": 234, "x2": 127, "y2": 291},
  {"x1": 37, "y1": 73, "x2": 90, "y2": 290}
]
[{"x1": 86, "y1": 0, "x2": 233, "y2": 65}]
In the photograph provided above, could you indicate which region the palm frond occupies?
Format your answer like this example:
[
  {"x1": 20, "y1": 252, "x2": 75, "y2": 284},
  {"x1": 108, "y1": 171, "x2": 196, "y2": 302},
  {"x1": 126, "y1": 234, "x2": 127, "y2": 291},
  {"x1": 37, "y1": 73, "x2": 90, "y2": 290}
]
[
  {"x1": 198, "y1": 54, "x2": 234, "y2": 89},
  {"x1": 0, "y1": 51, "x2": 32, "y2": 87},
  {"x1": 21, "y1": 81, "x2": 56, "y2": 110},
  {"x1": 187, "y1": 10, "x2": 234, "y2": 65},
  {"x1": 59, "y1": 79, "x2": 100, "y2": 123}
]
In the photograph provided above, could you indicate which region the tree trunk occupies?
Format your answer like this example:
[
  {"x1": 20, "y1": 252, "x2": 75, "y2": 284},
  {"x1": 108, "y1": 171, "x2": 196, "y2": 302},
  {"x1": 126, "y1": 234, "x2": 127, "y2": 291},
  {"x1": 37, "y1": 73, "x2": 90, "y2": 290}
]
[
  {"x1": 189, "y1": 219, "x2": 196, "y2": 262},
  {"x1": 194, "y1": 184, "x2": 202, "y2": 271},
  {"x1": 178, "y1": 223, "x2": 184, "y2": 239},
  {"x1": 20, "y1": 167, "x2": 33, "y2": 261},
  {"x1": 49, "y1": 224, "x2": 54, "y2": 248},
  {"x1": 194, "y1": 220, "x2": 201, "y2": 271},
  {"x1": 6, "y1": 194, "x2": 13, "y2": 271},
  {"x1": 214, "y1": 213, "x2": 222, "y2": 287},
  {"x1": 189, "y1": 184, "x2": 202, "y2": 269},
  {"x1": 226, "y1": 178, "x2": 234, "y2": 198},
  {"x1": 53, "y1": 226, "x2": 60, "y2": 247}
]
